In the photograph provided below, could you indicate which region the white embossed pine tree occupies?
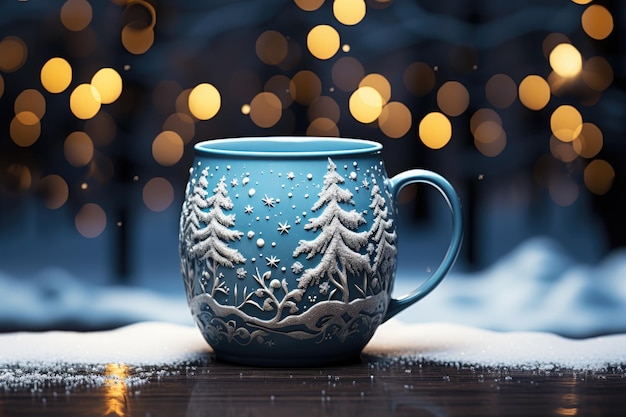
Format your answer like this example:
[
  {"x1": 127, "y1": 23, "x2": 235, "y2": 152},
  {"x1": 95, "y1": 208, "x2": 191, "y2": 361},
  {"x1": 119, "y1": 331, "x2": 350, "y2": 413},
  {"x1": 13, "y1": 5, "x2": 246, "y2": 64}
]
[
  {"x1": 179, "y1": 170, "x2": 209, "y2": 300},
  {"x1": 293, "y1": 158, "x2": 370, "y2": 303},
  {"x1": 369, "y1": 181, "x2": 397, "y2": 291},
  {"x1": 192, "y1": 174, "x2": 245, "y2": 297}
]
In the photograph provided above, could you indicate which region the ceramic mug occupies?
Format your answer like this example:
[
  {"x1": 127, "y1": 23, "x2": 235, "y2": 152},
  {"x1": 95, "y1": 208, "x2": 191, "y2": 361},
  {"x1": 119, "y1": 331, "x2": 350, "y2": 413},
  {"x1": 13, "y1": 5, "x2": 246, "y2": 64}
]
[{"x1": 179, "y1": 137, "x2": 462, "y2": 366}]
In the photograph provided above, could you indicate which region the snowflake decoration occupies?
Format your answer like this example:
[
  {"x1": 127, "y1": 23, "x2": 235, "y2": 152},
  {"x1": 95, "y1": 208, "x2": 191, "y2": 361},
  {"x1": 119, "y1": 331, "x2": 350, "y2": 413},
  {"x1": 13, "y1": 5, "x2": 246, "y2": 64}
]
[
  {"x1": 231, "y1": 178, "x2": 239, "y2": 187},
  {"x1": 244, "y1": 204, "x2": 254, "y2": 214},
  {"x1": 277, "y1": 221, "x2": 291, "y2": 235},
  {"x1": 262, "y1": 194, "x2": 276, "y2": 208},
  {"x1": 236, "y1": 268, "x2": 247, "y2": 279},
  {"x1": 291, "y1": 261, "x2": 303, "y2": 274},
  {"x1": 361, "y1": 178, "x2": 370, "y2": 189},
  {"x1": 266, "y1": 255, "x2": 280, "y2": 268},
  {"x1": 319, "y1": 281, "x2": 330, "y2": 295},
  {"x1": 287, "y1": 172, "x2": 295, "y2": 180}
]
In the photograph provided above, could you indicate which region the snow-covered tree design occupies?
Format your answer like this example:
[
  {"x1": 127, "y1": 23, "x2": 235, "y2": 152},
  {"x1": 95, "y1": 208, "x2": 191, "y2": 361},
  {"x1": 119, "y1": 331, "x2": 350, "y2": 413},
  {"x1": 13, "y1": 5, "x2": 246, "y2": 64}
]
[
  {"x1": 192, "y1": 174, "x2": 245, "y2": 297},
  {"x1": 293, "y1": 158, "x2": 370, "y2": 303},
  {"x1": 369, "y1": 181, "x2": 397, "y2": 291},
  {"x1": 180, "y1": 171, "x2": 209, "y2": 300}
]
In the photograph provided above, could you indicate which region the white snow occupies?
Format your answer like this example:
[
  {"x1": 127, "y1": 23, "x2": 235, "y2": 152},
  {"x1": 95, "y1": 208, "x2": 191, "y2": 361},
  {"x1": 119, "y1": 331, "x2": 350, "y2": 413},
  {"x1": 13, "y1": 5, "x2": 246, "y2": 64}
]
[{"x1": 0, "y1": 236, "x2": 625, "y2": 391}]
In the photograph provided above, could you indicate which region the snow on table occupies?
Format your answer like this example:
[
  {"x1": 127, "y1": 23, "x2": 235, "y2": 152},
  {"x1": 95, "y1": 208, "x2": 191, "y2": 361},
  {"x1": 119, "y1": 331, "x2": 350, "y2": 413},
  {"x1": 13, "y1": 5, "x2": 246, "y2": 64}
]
[{"x1": 1, "y1": 320, "x2": 625, "y2": 392}]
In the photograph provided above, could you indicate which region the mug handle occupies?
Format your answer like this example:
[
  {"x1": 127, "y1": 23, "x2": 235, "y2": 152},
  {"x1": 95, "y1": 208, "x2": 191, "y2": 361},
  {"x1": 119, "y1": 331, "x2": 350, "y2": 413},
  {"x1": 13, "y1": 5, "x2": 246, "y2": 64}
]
[{"x1": 383, "y1": 169, "x2": 463, "y2": 322}]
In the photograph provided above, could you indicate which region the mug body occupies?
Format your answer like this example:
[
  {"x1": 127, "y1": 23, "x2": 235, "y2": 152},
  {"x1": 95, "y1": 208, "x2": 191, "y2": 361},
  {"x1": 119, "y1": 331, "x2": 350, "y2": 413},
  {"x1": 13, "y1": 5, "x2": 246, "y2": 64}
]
[{"x1": 179, "y1": 137, "x2": 398, "y2": 366}]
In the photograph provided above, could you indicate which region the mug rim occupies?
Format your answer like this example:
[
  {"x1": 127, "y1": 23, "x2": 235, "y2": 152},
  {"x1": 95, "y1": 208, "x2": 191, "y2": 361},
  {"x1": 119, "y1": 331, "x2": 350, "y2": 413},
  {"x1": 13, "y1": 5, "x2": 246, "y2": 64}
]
[{"x1": 194, "y1": 136, "x2": 382, "y2": 158}]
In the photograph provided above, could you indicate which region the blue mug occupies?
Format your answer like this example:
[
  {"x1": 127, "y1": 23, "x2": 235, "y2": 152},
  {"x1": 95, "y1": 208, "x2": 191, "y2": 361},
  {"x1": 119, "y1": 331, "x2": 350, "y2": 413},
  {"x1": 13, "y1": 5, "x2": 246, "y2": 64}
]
[{"x1": 179, "y1": 137, "x2": 462, "y2": 366}]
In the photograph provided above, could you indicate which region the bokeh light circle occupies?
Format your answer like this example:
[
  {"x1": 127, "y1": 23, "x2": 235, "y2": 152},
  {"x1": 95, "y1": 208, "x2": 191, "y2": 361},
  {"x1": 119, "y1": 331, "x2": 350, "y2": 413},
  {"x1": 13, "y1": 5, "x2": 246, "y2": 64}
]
[
  {"x1": 41, "y1": 57, "x2": 72, "y2": 94},
  {"x1": 419, "y1": 112, "x2": 452, "y2": 149},
  {"x1": 188, "y1": 83, "x2": 221, "y2": 120},
  {"x1": 307, "y1": 25, "x2": 340, "y2": 60},
  {"x1": 70, "y1": 84, "x2": 102, "y2": 119},
  {"x1": 75, "y1": 203, "x2": 107, "y2": 238},
  {"x1": 91, "y1": 68, "x2": 123, "y2": 104},
  {"x1": 143, "y1": 177, "x2": 175, "y2": 212},
  {"x1": 349, "y1": 86, "x2": 383, "y2": 124}
]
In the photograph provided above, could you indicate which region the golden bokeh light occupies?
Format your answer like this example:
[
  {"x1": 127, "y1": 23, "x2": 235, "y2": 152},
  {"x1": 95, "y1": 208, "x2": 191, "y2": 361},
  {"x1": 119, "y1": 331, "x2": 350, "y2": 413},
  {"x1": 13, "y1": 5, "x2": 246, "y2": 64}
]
[
  {"x1": 542, "y1": 33, "x2": 570, "y2": 59},
  {"x1": 379, "y1": 101, "x2": 412, "y2": 139},
  {"x1": 470, "y1": 108, "x2": 502, "y2": 134},
  {"x1": 289, "y1": 70, "x2": 322, "y2": 105},
  {"x1": 572, "y1": 122, "x2": 603, "y2": 159},
  {"x1": 91, "y1": 68, "x2": 123, "y2": 104},
  {"x1": 349, "y1": 86, "x2": 383, "y2": 124},
  {"x1": 70, "y1": 83, "x2": 102, "y2": 119},
  {"x1": 85, "y1": 111, "x2": 117, "y2": 146},
  {"x1": 121, "y1": 0, "x2": 156, "y2": 55},
  {"x1": 550, "y1": 105, "x2": 583, "y2": 142},
  {"x1": 437, "y1": 81, "x2": 469, "y2": 117},
  {"x1": 582, "y1": 56, "x2": 613, "y2": 92},
  {"x1": 143, "y1": 177, "x2": 175, "y2": 212},
  {"x1": 10, "y1": 114, "x2": 41, "y2": 147},
  {"x1": 249, "y1": 91, "x2": 282, "y2": 128},
  {"x1": 485, "y1": 74, "x2": 517, "y2": 109},
  {"x1": 473, "y1": 119, "x2": 507, "y2": 157},
  {"x1": 121, "y1": 25, "x2": 154, "y2": 55},
  {"x1": 549, "y1": 43, "x2": 582, "y2": 78},
  {"x1": 0, "y1": 74, "x2": 4, "y2": 99},
  {"x1": 307, "y1": 96, "x2": 340, "y2": 123},
  {"x1": 6, "y1": 164, "x2": 32, "y2": 191},
  {"x1": 584, "y1": 159, "x2": 614, "y2": 195},
  {"x1": 75, "y1": 203, "x2": 107, "y2": 238},
  {"x1": 571, "y1": 0, "x2": 592, "y2": 4},
  {"x1": 15, "y1": 89, "x2": 46, "y2": 120},
  {"x1": 163, "y1": 112, "x2": 195, "y2": 144},
  {"x1": 0, "y1": 36, "x2": 27, "y2": 72},
  {"x1": 241, "y1": 104, "x2": 251, "y2": 115},
  {"x1": 256, "y1": 30, "x2": 288, "y2": 65},
  {"x1": 39, "y1": 174, "x2": 69, "y2": 210},
  {"x1": 40, "y1": 57, "x2": 72, "y2": 94},
  {"x1": 307, "y1": 24, "x2": 340, "y2": 60},
  {"x1": 265, "y1": 75, "x2": 294, "y2": 108},
  {"x1": 64, "y1": 131, "x2": 94, "y2": 167},
  {"x1": 152, "y1": 131, "x2": 184, "y2": 166},
  {"x1": 294, "y1": 0, "x2": 325, "y2": 11},
  {"x1": 550, "y1": 135, "x2": 578, "y2": 163},
  {"x1": 333, "y1": 0, "x2": 366, "y2": 26},
  {"x1": 418, "y1": 112, "x2": 452, "y2": 150},
  {"x1": 581, "y1": 5, "x2": 613, "y2": 40},
  {"x1": 403, "y1": 62, "x2": 436, "y2": 97},
  {"x1": 188, "y1": 83, "x2": 221, "y2": 120},
  {"x1": 60, "y1": 0, "x2": 92, "y2": 31},
  {"x1": 332, "y1": 57, "x2": 364, "y2": 92},
  {"x1": 518, "y1": 75, "x2": 550, "y2": 110},
  {"x1": 307, "y1": 118, "x2": 340, "y2": 137},
  {"x1": 15, "y1": 111, "x2": 40, "y2": 126},
  {"x1": 359, "y1": 73, "x2": 391, "y2": 105}
]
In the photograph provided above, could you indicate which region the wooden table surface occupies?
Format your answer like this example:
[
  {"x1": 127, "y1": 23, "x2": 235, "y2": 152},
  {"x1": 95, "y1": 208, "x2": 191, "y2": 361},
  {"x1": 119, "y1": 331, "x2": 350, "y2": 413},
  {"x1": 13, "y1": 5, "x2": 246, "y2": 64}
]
[{"x1": 2, "y1": 352, "x2": 625, "y2": 417}]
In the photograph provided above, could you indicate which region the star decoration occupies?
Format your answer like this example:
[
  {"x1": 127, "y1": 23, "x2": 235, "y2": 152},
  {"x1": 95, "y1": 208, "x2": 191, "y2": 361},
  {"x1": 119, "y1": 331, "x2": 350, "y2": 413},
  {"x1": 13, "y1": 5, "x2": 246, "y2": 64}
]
[
  {"x1": 262, "y1": 194, "x2": 276, "y2": 208},
  {"x1": 244, "y1": 204, "x2": 254, "y2": 214},
  {"x1": 266, "y1": 255, "x2": 280, "y2": 268},
  {"x1": 277, "y1": 221, "x2": 291, "y2": 235}
]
